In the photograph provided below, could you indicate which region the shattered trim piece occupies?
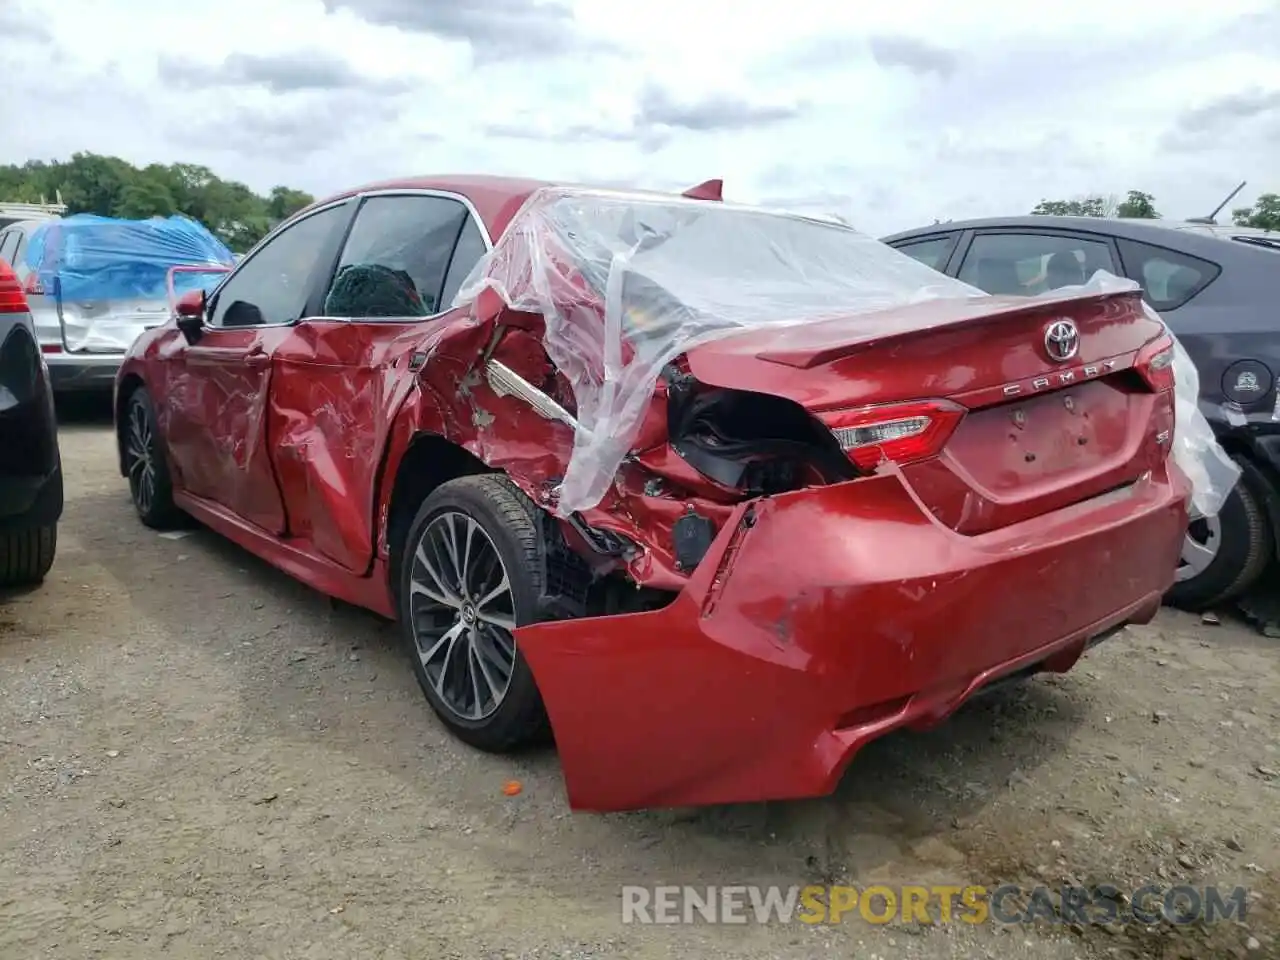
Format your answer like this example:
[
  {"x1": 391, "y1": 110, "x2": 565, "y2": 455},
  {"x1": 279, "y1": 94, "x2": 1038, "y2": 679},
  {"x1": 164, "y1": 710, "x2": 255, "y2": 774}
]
[{"x1": 485, "y1": 359, "x2": 580, "y2": 431}]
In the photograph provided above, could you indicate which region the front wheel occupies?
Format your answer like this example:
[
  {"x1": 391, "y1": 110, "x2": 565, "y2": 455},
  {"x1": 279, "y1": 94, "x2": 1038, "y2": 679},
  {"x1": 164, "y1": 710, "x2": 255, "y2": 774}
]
[
  {"x1": 398, "y1": 475, "x2": 552, "y2": 752},
  {"x1": 122, "y1": 388, "x2": 184, "y2": 529},
  {"x1": 1165, "y1": 456, "x2": 1274, "y2": 611}
]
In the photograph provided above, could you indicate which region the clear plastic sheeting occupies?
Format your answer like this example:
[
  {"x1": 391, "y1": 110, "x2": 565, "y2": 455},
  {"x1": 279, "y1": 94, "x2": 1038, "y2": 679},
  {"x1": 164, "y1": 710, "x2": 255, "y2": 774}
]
[
  {"x1": 455, "y1": 186, "x2": 1237, "y2": 518},
  {"x1": 1168, "y1": 323, "x2": 1241, "y2": 518},
  {"x1": 454, "y1": 186, "x2": 984, "y2": 514},
  {"x1": 26, "y1": 214, "x2": 234, "y2": 303}
]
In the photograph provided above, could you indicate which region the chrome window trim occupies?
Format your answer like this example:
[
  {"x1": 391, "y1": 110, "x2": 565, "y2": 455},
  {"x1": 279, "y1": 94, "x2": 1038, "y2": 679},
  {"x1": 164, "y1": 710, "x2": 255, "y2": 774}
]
[
  {"x1": 203, "y1": 188, "x2": 498, "y2": 330},
  {"x1": 203, "y1": 198, "x2": 355, "y2": 330},
  {"x1": 313, "y1": 188, "x2": 497, "y2": 325}
]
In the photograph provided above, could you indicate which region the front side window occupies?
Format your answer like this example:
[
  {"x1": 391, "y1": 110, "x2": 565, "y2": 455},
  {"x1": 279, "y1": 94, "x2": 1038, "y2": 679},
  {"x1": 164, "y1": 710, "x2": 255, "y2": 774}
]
[
  {"x1": 323, "y1": 195, "x2": 469, "y2": 318},
  {"x1": 957, "y1": 232, "x2": 1116, "y2": 296},
  {"x1": 892, "y1": 234, "x2": 957, "y2": 273},
  {"x1": 208, "y1": 204, "x2": 348, "y2": 328}
]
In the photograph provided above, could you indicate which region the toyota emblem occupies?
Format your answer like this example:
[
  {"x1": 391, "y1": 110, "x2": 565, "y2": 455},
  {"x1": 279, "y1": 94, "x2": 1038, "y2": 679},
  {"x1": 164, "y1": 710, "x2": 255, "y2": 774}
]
[{"x1": 1044, "y1": 319, "x2": 1080, "y2": 363}]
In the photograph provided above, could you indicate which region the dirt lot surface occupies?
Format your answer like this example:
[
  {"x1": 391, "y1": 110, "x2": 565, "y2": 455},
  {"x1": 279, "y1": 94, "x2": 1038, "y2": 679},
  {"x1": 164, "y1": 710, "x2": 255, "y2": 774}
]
[{"x1": 2, "y1": 405, "x2": 1277, "y2": 960}]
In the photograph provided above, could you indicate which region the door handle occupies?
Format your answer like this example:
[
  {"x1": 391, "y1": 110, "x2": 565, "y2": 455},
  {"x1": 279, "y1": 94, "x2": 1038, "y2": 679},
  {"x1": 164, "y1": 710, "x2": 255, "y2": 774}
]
[{"x1": 244, "y1": 346, "x2": 270, "y2": 367}]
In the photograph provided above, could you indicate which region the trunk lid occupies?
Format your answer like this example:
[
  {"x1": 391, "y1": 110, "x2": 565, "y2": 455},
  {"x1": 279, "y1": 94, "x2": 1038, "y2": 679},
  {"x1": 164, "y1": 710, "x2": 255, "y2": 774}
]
[
  {"x1": 55, "y1": 295, "x2": 169, "y2": 353},
  {"x1": 682, "y1": 288, "x2": 1175, "y2": 534}
]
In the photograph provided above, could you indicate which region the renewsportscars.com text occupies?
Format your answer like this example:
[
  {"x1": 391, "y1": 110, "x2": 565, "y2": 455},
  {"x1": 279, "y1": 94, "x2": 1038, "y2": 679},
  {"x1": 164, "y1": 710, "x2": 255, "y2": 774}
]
[{"x1": 620, "y1": 884, "x2": 1248, "y2": 926}]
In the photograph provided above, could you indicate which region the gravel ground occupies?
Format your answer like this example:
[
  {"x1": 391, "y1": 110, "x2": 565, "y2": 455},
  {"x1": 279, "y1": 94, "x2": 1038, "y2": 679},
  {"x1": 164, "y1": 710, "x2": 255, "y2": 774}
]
[{"x1": 1, "y1": 404, "x2": 1277, "y2": 960}]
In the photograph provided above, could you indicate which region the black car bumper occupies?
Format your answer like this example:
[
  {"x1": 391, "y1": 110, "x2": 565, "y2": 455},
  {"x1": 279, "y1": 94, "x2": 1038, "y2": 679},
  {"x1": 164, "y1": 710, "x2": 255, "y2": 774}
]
[
  {"x1": 0, "y1": 464, "x2": 63, "y2": 531},
  {"x1": 0, "y1": 345, "x2": 63, "y2": 531}
]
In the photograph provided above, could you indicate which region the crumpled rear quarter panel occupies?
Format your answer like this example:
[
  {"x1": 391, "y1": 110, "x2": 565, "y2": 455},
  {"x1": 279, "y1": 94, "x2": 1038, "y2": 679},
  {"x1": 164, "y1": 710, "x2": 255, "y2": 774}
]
[{"x1": 515, "y1": 464, "x2": 1186, "y2": 812}]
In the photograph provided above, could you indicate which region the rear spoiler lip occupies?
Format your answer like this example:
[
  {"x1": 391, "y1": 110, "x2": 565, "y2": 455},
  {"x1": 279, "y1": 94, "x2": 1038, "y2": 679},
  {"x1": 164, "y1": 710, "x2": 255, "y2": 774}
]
[
  {"x1": 695, "y1": 288, "x2": 1149, "y2": 371},
  {"x1": 681, "y1": 179, "x2": 723, "y2": 201}
]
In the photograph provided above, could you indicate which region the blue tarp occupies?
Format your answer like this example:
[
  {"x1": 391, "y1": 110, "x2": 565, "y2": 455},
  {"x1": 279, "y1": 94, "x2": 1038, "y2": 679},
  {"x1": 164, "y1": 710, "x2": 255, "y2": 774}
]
[{"x1": 24, "y1": 213, "x2": 234, "y2": 302}]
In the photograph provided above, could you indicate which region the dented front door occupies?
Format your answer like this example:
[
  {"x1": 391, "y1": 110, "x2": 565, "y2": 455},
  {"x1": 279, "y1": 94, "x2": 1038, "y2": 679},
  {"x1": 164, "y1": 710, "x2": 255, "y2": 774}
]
[
  {"x1": 171, "y1": 325, "x2": 293, "y2": 533},
  {"x1": 163, "y1": 199, "x2": 356, "y2": 534}
]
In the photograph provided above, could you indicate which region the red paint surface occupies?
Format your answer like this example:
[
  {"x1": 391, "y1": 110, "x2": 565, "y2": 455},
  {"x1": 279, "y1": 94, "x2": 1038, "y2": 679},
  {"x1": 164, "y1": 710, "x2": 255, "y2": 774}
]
[
  {"x1": 115, "y1": 175, "x2": 1191, "y2": 812},
  {"x1": 517, "y1": 462, "x2": 1186, "y2": 811}
]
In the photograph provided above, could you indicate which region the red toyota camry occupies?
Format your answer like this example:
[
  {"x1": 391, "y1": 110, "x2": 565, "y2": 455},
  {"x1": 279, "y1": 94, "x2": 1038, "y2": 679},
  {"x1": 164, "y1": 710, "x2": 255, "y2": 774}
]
[{"x1": 113, "y1": 175, "x2": 1191, "y2": 811}]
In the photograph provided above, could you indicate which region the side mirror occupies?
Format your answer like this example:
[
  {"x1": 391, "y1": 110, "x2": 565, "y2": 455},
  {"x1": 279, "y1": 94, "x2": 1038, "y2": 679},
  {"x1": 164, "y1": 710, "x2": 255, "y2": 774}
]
[{"x1": 175, "y1": 290, "x2": 205, "y2": 345}]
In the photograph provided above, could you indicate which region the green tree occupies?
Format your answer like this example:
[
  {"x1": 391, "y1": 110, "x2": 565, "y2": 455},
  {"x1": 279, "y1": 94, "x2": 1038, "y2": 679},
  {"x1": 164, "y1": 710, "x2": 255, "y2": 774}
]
[
  {"x1": 1115, "y1": 190, "x2": 1160, "y2": 219},
  {"x1": 1031, "y1": 195, "x2": 1114, "y2": 217},
  {"x1": 1232, "y1": 193, "x2": 1280, "y2": 231},
  {"x1": 0, "y1": 152, "x2": 315, "y2": 252},
  {"x1": 57, "y1": 151, "x2": 137, "y2": 217},
  {"x1": 267, "y1": 186, "x2": 314, "y2": 221},
  {"x1": 113, "y1": 178, "x2": 178, "y2": 219}
]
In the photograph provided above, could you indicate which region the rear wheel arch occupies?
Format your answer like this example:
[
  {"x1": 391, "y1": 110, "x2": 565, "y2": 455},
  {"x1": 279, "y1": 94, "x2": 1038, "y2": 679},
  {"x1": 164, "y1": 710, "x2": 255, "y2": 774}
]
[
  {"x1": 1215, "y1": 434, "x2": 1280, "y2": 562},
  {"x1": 383, "y1": 432, "x2": 494, "y2": 601}
]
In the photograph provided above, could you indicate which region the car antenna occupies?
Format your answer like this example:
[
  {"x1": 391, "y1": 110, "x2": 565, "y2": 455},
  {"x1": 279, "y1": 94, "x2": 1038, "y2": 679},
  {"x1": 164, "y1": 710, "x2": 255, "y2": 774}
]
[{"x1": 1185, "y1": 180, "x2": 1246, "y2": 225}]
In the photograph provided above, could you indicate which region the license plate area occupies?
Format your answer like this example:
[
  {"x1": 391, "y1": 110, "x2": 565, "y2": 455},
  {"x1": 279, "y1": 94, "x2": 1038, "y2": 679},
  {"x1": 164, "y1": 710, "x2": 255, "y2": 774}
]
[{"x1": 947, "y1": 378, "x2": 1135, "y2": 496}]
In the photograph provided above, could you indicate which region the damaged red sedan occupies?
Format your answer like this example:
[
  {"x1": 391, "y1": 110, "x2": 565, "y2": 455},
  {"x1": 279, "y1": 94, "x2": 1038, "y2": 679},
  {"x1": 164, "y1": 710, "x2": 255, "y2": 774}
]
[{"x1": 114, "y1": 175, "x2": 1194, "y2": 812}]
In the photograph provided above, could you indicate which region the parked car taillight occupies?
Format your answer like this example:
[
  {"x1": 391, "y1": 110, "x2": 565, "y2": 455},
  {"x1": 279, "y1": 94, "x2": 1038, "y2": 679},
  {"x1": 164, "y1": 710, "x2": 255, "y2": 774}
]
[
  {"x1": 20, "y1": 271, "x2": 44, "y2": 297},
  {"x1": 0, "y1": 261, "x2": 30, "y2": 314},
  {"x1": 1134, "y1": 336, "x2": 1176, "y2": 393},
  {"x1": 817, "y1": 399, "x2": 966, "y2": 470}
]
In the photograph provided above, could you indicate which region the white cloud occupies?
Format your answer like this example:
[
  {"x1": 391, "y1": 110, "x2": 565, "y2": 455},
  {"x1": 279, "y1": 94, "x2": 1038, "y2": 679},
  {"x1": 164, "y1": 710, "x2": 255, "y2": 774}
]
[{"x1": 2, "y1": 0, "x2": 1278, "y2": 235}]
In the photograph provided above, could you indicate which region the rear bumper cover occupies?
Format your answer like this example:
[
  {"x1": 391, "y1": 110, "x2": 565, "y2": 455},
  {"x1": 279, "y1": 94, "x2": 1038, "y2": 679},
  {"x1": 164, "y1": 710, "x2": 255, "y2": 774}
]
[
  {"x1": 518, "y1": 463, "x2": 1188, "y2": 812},
  {"x1": 46, "y1": 351, "x2": 122, "y2": 392}
]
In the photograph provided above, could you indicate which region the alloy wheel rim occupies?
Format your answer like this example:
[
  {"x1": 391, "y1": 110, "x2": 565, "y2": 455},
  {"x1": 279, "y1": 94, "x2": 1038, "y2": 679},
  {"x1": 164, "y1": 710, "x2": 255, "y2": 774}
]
[
  {"x1": 1176, "y1": 515, "x2": 1221, "y2": 581},
  {"x1": 408, "y1": 511, "x2": 517, "y2": 721},
  {"x1": 125, "y1": 403, "x2": 156, "y2": 516}
]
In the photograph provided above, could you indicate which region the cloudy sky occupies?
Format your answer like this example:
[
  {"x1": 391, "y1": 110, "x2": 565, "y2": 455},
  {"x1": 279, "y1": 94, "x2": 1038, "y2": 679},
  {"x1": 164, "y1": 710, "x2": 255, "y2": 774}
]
[{"x1": 2, "y1": 0, "x2": 1278, "y2": 236}]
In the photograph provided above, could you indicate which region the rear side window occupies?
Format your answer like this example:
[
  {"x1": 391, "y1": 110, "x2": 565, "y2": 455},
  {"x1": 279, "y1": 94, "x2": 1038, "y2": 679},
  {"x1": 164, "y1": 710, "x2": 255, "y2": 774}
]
[
  {"x1": 892, "y1": 234, "x2": 957, "y2": 273},
  {"x1": 957, "y1": 232, "x2": 1117, "y2": 296},
  {"x1": 325, "y1": 195, "x2": 469, "y2": 318},
  {"x1": 0, "y1": 231, "x2": 15, "y2": 264},
  {"x1": 1115, "y1": 238, "x2": 1220, "y2": 311},
  {"x1": 439, "y1": 215, "x2": 488, "y2": 308}
]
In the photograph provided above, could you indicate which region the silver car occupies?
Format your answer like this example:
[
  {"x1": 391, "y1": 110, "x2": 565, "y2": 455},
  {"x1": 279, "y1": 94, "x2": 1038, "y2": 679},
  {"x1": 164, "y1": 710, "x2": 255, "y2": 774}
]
[{"x1": 0, "y1": 219, "x2": 176, "y2": 392}]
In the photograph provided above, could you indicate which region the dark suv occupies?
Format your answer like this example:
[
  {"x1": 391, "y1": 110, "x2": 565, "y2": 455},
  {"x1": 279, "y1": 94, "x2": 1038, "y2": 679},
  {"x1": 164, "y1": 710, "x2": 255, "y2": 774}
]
[
  {"x1": 0, "y1": 258, "x2": 61, "y2": 586},
  {"x1": 882, "y1": 216, "x2": 1279, "y2": 611}
]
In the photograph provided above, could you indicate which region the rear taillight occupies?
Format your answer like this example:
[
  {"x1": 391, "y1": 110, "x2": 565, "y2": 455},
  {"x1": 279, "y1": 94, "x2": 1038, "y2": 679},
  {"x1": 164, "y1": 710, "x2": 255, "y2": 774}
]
[
  {"x1": 0, "y1": 262, "x2": 29, "y2": 314},
  {"x1": 1135, "y1": 336, "x2": 1175, "y2": 393},
  {"x1": 818, "y1": 399, "x2": 966, "y2": 470}
]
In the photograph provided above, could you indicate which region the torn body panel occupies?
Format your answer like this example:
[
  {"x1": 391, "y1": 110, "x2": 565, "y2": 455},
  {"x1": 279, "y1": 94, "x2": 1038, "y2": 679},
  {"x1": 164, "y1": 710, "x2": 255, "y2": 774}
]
[{"x1": 518, "y1": 461, "x2": 1188, "y2": 812}]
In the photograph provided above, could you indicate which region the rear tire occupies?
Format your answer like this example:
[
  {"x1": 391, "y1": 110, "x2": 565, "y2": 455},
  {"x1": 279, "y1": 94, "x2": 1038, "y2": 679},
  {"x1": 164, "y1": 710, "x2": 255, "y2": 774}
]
[
  {"x1": 397, "y1": 475, "x2": 553, "y2": 752},
  {"x1": 0, "y1": 525, "x2": 56, "y2": 587},
  {"x1": 1165, "y1": 456, "x2": 1274, "y2": 611},
  {"x1": 122, "y1": 388, "x2": 184, "y2": 530}
]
